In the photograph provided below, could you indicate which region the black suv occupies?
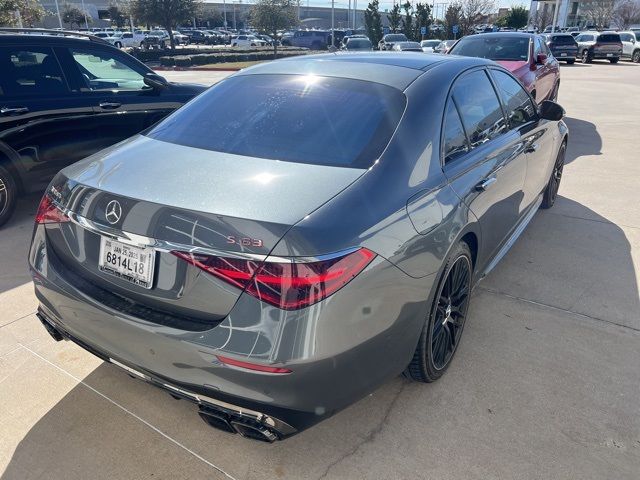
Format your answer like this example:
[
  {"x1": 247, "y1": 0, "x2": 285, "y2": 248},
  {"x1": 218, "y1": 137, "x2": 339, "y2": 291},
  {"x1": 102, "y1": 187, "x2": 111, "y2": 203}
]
[
  {"x1": 0, "y1": 29, "x2": 207, "y2": 226},
  {"x1": 544, "y1": 33, "x2": 578, "y2": 64}
]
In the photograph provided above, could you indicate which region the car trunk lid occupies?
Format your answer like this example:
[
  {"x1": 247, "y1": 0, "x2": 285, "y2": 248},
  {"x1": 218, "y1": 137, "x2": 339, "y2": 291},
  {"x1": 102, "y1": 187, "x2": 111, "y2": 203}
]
[{"x1": 44, "y1": 136, "x2": 364, "y2": 326}]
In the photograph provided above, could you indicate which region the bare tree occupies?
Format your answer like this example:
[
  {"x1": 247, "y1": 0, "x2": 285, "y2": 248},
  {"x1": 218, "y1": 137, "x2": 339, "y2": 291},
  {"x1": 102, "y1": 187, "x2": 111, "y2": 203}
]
[
  {"x1": 613, "y1": 0, "x2": 640, "y2": 28},
  {"x1": 530, "y1": 4, "x2": 553, "y2": 30},
  {"x1": 581, "y1": 0, "x2": 615, "y2": 29},
  {"x1": 460, "y1": 0, "x2": 494, "y2": 35}
]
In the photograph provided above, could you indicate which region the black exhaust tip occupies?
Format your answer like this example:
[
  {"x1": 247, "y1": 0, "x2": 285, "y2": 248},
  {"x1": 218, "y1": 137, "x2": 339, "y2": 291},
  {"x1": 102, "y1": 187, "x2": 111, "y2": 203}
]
[
  {"x1": 36, "y1": 311, "x2": 64, "y2": 342},
  {"x1": 231, "y1": 421, "x2": 278, "y2": 443},
  {"x1": 198, "y1": 408, "x2": 236, "y2": 434}
]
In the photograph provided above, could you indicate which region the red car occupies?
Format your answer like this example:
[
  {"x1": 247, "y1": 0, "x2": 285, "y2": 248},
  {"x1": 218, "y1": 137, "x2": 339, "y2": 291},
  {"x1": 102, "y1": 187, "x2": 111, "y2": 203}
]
[{"x1": 447, "y1": 33, "x2": 560, "y2": 104}]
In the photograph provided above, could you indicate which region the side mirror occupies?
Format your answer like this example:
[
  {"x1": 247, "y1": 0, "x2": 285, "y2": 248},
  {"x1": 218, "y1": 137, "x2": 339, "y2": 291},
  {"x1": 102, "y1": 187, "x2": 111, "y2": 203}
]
[
  {"x1": 144, "y1": 72, "x2": 168, "y2": 90},
  {"x1": 537, "y1": 53, "x2": 548, "y2": 64},
  {"x1": 539, "y1": 100, "x2": 565, "y2": 121}
]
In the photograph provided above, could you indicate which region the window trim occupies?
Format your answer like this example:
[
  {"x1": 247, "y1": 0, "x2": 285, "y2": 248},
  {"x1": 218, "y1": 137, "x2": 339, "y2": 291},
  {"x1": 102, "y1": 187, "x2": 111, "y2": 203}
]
[
  {"x1": 441, "y1": 96, "x2": 471, "y2": 166},
  {"x1": 486, "y1": 66, "x2": 539, "y2": 132},
  {"x1": 66, "y1": 45, "x2": 151, "y2": 93}
]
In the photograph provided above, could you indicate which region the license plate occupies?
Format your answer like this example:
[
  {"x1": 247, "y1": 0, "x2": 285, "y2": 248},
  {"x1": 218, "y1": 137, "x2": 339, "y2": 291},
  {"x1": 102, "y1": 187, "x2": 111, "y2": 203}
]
[
  {"x1": 98, "y1": 237, "x2": 155, "y2": 288},
  {"x1": 560, "y1": 53, "x2": 567, "y2": 56},
  {"x1": 607, "y1": 53, "x2": 613, "y2": 57}
]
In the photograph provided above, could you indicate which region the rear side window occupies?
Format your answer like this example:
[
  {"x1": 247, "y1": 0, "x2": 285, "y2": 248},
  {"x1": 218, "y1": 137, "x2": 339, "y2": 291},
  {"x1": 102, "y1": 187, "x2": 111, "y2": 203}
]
[
  {"x1": 598, "y1": 34, "x2": 621, "y2": 43},
  {"x1": 452, "y1": 70, "x2": 507, "y2": 148},
  {"x1": 619, "y1": 33, "x2": 633, "y2": 42},
  {"x1": 491, "y1": 70, "x2": 537, "y2": 129},
  {"x1": 442, "y1": 100, "x2": 469, "y2": 164},
  {"x1": 0, "y1": 46, "x2": 67, "y2": 97},
  {"x1": 147, "y1": 74, "x2": 406, "y2": 168}
]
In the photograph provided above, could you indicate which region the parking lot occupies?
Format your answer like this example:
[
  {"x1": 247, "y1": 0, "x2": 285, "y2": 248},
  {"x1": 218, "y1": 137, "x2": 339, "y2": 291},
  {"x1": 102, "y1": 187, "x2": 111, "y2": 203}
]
[{"x1": 1, "y1": 62, "x2": 639, "y2": 479}]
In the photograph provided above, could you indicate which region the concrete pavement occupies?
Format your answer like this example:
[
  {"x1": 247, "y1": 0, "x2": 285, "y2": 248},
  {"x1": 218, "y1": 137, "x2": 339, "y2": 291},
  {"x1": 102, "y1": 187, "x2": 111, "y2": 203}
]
[{"x1": 1, "y1": 63, "x2": 639, "y2": 480}]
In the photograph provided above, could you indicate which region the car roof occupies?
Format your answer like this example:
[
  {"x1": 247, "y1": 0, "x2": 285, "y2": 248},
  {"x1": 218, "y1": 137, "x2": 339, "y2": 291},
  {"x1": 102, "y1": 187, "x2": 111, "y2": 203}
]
[
  {"x1": 0, "y1": 29, "x2": 111, "y2": 46},
  {"x1": 238, "y1": 52, "x2": 494, "y2": 90}
]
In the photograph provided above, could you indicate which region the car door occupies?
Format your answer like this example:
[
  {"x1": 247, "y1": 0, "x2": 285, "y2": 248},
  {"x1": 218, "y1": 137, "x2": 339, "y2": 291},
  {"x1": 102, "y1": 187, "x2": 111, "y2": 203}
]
[
  {"x1": 489, "y1": 68, "x2": 556, "y2": 209},
  {"x1": 533, "y1": 36, "x2": 554, "y2": 100},
  {"x1": 0, "y1": 44, "x2": 98, "y2": 192},
  {"x1": 442, "y1": 69, "x2": 528, "y2": 269},
  {"x1": 619, "y1": 33, "x2": 634, "y2": 57},
  {"x1": 56, "y1": 44, "x2": 185, "y2": 151}
]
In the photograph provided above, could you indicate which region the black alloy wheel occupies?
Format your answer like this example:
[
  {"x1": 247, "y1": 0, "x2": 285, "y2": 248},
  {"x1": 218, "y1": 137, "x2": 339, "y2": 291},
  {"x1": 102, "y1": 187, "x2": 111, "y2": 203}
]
[
  {"x1": 0, "y1": 165, "x2": 17, "y2": 228},
  {"x1": 430, "y1": 255, "x2": 472, "y2": 370},
  {"x1": 406, "y1": 241, "x2": 473, "y2": 382}
]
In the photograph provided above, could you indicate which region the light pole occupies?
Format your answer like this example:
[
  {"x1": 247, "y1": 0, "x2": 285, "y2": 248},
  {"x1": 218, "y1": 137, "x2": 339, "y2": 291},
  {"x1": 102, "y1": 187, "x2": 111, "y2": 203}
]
[
  {"x1": 80, "y1": 0, "x2": 89, "y2": 29},
  {"x1": 223, "y1": 0, "x2": 227, "y2": 28},
  {"x1": 53, "y1": 0, "x2": 63, "y2": 29},
  {"x1": 551, "y1": 0, "x2": 559, "y2": 33},
  {"x1": 331, "y1": 0, "x2": 335, "y2": 47}
]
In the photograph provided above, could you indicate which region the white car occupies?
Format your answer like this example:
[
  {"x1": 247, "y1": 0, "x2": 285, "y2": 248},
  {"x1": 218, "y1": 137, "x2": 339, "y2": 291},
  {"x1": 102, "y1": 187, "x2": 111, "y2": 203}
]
[
  {"x1": 420, "y1": 40, "x2": 441, "y2": 53},
  {"x1": 107, "y1": 32, "x2": 145, "y2": 48},
  {"x1": 618, "y1": 31, "x2": 640, "y2": 62},
  {"x1": 230, "y1": 35, "x2": 267, "y2": 47}
]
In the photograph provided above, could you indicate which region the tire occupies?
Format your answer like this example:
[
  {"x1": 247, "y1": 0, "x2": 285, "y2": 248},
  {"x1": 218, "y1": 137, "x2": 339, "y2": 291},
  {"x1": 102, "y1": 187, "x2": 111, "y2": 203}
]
[
  {"x1": 566, "y1": 59, "x2": 575, "y2": 64},
  {"x1": 406, "y1": 241, "x2": 473, "y2": 383},
  {"x1": 609, "y1": 58, "x2": 619, "y2": 64},
  {"x1": 0, "y1": 165, "x2": 18, "y2": 228},
  {"x1": 541, "y1": 140, "x2": 566, "y2": 209},
  {"x1": 581, "y1": 49, "x2": 591, "y2": 63},
  {"x1": 633, "y1": 50, "x2": 640, "y2": 63}
]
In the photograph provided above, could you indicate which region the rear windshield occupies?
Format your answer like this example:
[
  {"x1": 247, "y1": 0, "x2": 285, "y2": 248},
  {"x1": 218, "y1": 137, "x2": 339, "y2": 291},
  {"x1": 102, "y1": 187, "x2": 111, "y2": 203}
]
[
  {"x1": 550, "y1": 35, "x2": 575, "y2": 44},
  {"x1": 385, "y1": 34, "x2": 407, "y2": 42},
  {"x1": 147, "y1": 74, "x2": 406, "y2": 168},
  {"x1": 347, "y1": 39, "x2": 372, "y2": 48},
  {"x1": 598, "y1": 34, "x2": 621, "y2": 43},
  {"x1": 449, "y1": 35, "x2": 530, "y2": 61}
]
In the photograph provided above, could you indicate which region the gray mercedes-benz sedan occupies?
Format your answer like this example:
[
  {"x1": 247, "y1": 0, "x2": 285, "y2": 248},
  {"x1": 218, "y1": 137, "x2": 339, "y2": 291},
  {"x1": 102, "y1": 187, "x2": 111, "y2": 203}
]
[{"x1": 29, "y1": 53, "x2": 568, "y2": 441}]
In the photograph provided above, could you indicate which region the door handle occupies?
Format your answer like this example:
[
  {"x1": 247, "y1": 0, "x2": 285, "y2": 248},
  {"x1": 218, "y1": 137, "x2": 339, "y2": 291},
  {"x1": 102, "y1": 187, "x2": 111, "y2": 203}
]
[
  {"x1": 1, "y1": 106, "x2": 29, "y2": 115},
  {"x1": 99, "y1": 102, "x2": 121, "y2": 109},
  {"x1": 525, "y1": 143, "x2": 539, "y2": 154},
  {"x1": 475, "y1": 177, "x2": 497, "y2": 192}
]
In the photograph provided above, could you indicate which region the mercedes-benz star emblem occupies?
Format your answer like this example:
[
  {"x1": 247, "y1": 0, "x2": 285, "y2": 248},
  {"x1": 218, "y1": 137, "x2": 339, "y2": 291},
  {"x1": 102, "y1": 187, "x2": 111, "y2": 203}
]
[{"x1": 105, "y1": 200, "x2": 122, "y2": 225}]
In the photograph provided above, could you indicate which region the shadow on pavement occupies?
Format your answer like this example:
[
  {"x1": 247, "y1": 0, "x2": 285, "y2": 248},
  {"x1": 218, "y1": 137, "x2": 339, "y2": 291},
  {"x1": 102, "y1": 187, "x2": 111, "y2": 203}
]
[
  {"x1": 0, "y1": 193, "x2": 41, "y2": 294},
  {"x1": 563, "y1": 117, "x2": 602, "y2": 164},
  {"x1": 2, "y1": 194, "x2": 638, "y2": 480},
  {"x1": 482, "y1": 195, "x2": 639, "y2": 329}
]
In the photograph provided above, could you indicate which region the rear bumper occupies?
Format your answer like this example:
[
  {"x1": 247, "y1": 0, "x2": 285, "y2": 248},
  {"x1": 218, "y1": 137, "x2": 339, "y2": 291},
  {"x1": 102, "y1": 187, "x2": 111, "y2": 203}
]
[
  {"x1": 36, "y1": 307, "x2": 295, "y2": 441},
  {"x1": 29, "y1": 225, "x2": 430, "y2": 437}
]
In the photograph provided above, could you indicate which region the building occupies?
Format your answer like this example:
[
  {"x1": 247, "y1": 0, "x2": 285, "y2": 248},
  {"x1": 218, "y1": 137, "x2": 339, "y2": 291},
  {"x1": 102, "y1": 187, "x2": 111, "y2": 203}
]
[
  {"x1": 528, "y1": 0, "x2": 617, "y2": 29},
  {"x1": 36, "y1": 0, "x2": 366, "y2": 30}
]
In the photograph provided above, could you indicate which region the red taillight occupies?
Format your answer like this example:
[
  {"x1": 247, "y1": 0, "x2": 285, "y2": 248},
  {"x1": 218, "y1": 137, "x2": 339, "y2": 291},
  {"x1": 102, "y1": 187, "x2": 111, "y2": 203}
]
[
  {"x1": 216, "y1": 355, "x2": 292, "y2": 374},
  {"x1": 172, "y1": 247, "x2": 376, "y2": 310},
  {"x1": 35, "y1": 194, "x2": 70, "y2": 224}
]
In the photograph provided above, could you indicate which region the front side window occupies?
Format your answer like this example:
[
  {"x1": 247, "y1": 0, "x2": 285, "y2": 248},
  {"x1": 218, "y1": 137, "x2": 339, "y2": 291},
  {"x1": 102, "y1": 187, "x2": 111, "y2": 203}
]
[
  {"x1": 452, "y1": 70, "x2": 507, "y2": 148},
  {"x1": 70, "y1": 48, "x2": 146, "y2": 91},
  {"x1": 147, "y1": 74, "x2": 406, "y2": 168},
  {"x1": 0, "y1": 46, "x2": 67, "y2": 96},
  {"x1": 491, "y1": 70, "x2": 537, "y2": 129},
  {"x1": 442, "y1": 100, "x2": 469, "y2": 164}
]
